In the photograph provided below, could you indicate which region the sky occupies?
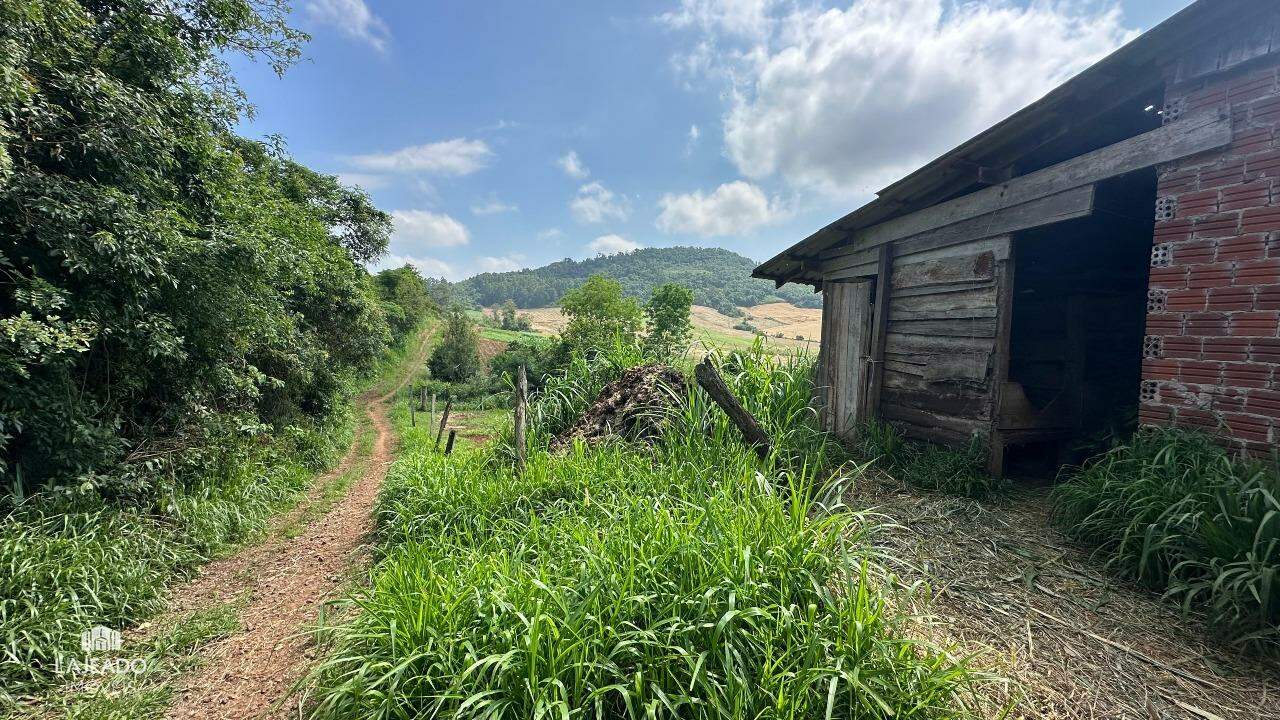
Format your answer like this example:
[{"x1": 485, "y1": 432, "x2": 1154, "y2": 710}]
[{"x1": 230, "y1": 0, "x2": 1195, "y2": 281}]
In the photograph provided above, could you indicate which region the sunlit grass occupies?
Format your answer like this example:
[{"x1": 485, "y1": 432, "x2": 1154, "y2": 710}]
[
  {"x1": 306, "y1": 344, "x2": 981, "y2": 718},
  {"x1": 1053, "y1": 427, "x2": 1280, "y2": 651}
]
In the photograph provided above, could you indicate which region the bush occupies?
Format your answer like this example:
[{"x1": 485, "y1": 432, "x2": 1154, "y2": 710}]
[{"x1": 1053, "y1": 427, "x2": 1280, "y2": 650}]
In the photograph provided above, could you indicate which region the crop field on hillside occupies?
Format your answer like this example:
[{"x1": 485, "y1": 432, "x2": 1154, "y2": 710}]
[{"x1": 515, "y1": 303, "x2": 822, "y2": 353}]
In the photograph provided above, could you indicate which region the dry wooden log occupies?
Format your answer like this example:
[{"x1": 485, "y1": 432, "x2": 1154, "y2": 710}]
[{"x1": 695, "y1": 358, "x2": 771, "y2": 459}]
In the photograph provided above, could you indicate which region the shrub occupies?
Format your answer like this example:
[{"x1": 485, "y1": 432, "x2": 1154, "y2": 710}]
[{"x1": 1053, "y1": 427, "x2": 1280, "y2": 650}]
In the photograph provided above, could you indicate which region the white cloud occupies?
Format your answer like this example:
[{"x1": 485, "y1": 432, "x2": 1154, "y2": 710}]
[
  {"x1": 587, "y1": 234, "x2": 642, "y2": 256},
  {"x1": 476, "y1": 254, "x2": 529, "y2": 273},
  {"x1": 471, "y1": 196, "x2": 518, "y2": 215},
  {"x1": 558, "y1": 150, "x2": 590, "y2": 180},
  {"x1": 668, "y1": 0, "x2": 1136, "y2": 197},
  {"x1": 336, "y1": 172, "x2": 389, "y2": 190},
  {"x1": 659, "y1": 0, "x2": 774, "y2": 41},
  {"x1": 656, "y1": 180, "x2": 784, "y2": 237},
  {"x1": 537, "y1": 227, "x2": 565, "y2": 241},
  {"x1": 305, "y1": 0, "x2": 391, "y2": 53},
  {"x1": 390, "y1": 210, "x2": 470, "y2": 249},
  {"x1": 684, "y1": 124, "x2": 701, "y2": 156},
  {"x1": 370, "y1": 254, "x2": 457, "y2": 280},
  {"x1": 570, "y1": 181, "x2": 630, "y2": 224},
  {"x1": 350, "y1": 138, "x2": 493, "y2": 175}
]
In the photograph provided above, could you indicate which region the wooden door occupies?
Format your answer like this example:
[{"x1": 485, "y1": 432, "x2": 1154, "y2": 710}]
[{"x1": 819, "y1": 280, "x2": 873, "y2": 440}]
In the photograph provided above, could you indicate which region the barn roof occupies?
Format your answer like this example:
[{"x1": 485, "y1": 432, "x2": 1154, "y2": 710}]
[{"x1": 753, "y1": 0, "x2": 1273, "y2": 286}]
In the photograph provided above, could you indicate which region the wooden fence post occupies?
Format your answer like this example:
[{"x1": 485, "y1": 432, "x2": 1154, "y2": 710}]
[
  {"x1": 695, "y1": 357, "x2": 771, "y2": 459},
  {"x1": 444, "y1": 429, "x2": 457, "y2": 455},
  {"x1": 409, "y1": 385, "x2": 416, "y2": 427},
  {"x1": 430, "y1": 393, "x2": 436, "y2": 428},
  {"x1": 435, "y1": 397, "x2": 452, "y2": 450},
  {"x1": 514, "y1": 365, "x2": 528, "y2": 471}
]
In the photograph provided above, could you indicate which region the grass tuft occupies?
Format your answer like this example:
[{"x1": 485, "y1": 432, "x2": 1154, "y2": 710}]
[{"x1": 1052, "y1": 426, "x2": 1280, "y2": 651}]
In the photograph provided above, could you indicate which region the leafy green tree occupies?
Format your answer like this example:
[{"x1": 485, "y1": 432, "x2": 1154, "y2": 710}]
[
  {"x1": 0, "y1": 0, "x2": 394, "y2": 496},
  {"x1": 376, "y1": 265, "x2": 435, "y2": 340},
  {"x1": 428, "y1": 306, "x2": 481, "y2": 383},
  {"x1": 643, "y1": 283, "x2": 694, "y2": 361},
  {"x1": 499, "y1": 300, "x2": 519, "y2": 330},
  {"x1": 558, "y1": 275, "x2": 641, "y2": 355}
]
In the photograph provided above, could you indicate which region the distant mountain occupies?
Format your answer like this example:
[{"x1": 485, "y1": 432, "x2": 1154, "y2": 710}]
[{"x1": 457, "y1": 246, "x2": 820, "y2": 315}]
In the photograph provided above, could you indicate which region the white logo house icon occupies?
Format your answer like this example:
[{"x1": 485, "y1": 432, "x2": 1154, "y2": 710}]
[{"x1": 80, "y1": 626, "x2": 122, "y2": 653}]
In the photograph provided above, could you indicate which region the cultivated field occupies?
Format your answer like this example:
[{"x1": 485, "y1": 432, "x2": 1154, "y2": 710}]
[{"x1": 515, "y1": 303, "x2": 822, "y2": 353}]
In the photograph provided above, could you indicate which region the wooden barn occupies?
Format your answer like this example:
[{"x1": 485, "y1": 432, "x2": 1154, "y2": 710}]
[{"x1": 754, "y1": 0, "x2": 1280, "y2": 476}]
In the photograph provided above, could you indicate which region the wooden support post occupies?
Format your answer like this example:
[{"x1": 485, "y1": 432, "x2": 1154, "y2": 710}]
[
  {"x1": 988, "y1": 239, "x2": 1016, "y2": 478},
  {"x1": 444, "y1": 429, "x2": 457, "y2": 455},
  {"x1": 430, "y1": 393, "x2": 436, "y2": 428},
  {"x1": 409, "y1": 387, "x2": 416, "y2": 427},
  {"x1": 514, "y1": 365, "x2": 528, "y2": 471},
  {"x1": 863, "y1": 243, "x2": 892, "y2": 422},
  {"x1": 420, "y1": 386, "x2": 428, "y2": 412},
  {"x1": 435, "y1": 397, "x2": 452, "y2": 450},
  {"x1": 695, "y1": 357, "x2": 771, "y2": 459}
]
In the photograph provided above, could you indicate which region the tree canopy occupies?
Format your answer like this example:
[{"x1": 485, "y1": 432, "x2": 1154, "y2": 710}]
[
  {"x1": 458, "y1": 247, "x2": 821, "y2": 315},
  {"x1": 0, "y1": 0, "x2": 414, "y2": 497}
]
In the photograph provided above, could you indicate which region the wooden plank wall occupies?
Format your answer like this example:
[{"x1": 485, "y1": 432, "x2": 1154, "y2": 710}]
[{"x1": 854, "y1": 236, "x2": 1010, "y2": 447}]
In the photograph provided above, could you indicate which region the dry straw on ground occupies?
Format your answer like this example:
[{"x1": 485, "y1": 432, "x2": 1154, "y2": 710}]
[{"x1": 847, "y1": 471, "x2": 1280, "y2": 719}]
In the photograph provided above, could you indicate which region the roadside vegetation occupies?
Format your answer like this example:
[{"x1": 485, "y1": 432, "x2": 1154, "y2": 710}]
[
  {"x1": 1053, "y1": 427, "x2": 1280, "y2": 652},
  {"x1": 0, "y1": 0, "x2": 436, "y2": 705}
]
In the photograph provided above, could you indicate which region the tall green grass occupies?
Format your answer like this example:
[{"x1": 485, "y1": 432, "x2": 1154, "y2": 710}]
[
  {"x1": 852, "y1": 421, "x2": 998, "y2": 498},
  {"x1": 0, "y1": 323, "x2": 433, "y2": 707},
  {"x1": 306, "y1": 345, "x2": 980, "y2": 718},
  {"x1": 1053, "y1": 427, "x2": 1280, "y2": 651},
  {"x1": 0, "y1": 414, "x2": 346, "y2": 706}
]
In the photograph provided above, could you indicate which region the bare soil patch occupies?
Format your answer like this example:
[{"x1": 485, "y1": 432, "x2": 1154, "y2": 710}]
[
  {"x1": 161, "y1": 332, "x2": 433, "y2": 720},
  {"x1": 851, "y1": 474, "x2": 1280, "y2": 719}
]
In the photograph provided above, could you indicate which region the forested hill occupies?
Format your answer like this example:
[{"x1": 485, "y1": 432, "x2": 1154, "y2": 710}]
[{"x1": 458, "y1": 247, "x2": 820, "y2": 313}]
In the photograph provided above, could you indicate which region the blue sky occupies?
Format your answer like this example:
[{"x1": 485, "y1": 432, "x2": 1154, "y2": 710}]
[{"x1": 231, "y1": 0, "x2": 1193, "y2": 280}]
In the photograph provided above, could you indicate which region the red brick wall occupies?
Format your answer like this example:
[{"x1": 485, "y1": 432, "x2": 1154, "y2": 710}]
[{"x1": 1142, "y1": 57, "x2": 1280, "y2": 454}]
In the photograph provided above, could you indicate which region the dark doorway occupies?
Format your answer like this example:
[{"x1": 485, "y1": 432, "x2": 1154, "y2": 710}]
[{"x1": 1000, "y1": 171, "x2": 1158, "y2": 477}]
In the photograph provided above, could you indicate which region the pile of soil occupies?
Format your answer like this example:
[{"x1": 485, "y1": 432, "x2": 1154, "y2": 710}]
[{"x1": 552, "y1": 364, "x2": 687, "y2": 450}]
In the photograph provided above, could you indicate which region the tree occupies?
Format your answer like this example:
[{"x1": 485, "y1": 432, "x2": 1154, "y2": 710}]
[
  {"x1": 0, "y1": 0, "x2": 398, "y2": 496},
  {"x1": 376, "y1": 265, "x2": 435, "y2": 340},
  {"x1": 499, "y1": 299, "x2": 519, "y2": 330},
  {"x1": 428, "y1": 306, "x2": 481, "y2": 383},
  {"x1": 558, "y1": 275, "x2": 641, "y2": 355},
  {"x1": 643, "y1": 283, "x2": 694, "y2": 361}
]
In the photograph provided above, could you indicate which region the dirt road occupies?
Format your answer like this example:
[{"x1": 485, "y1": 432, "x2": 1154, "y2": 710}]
[{"x1": 163, "y1": 332, "x2": 431, "y2": 720}]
